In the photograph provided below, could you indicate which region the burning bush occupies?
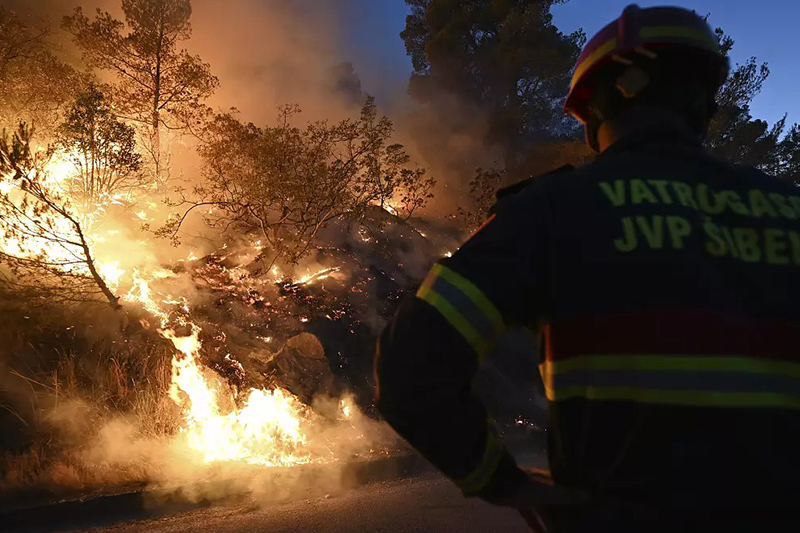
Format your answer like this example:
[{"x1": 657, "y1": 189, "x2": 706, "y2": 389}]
[{"x1": 163, "y1": 97, "x2": 436, "y2": 264}]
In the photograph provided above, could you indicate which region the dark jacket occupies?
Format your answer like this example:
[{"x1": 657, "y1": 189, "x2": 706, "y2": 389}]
[{"x1": 375, "y1": 130, "x2": 800, "y2": 529}]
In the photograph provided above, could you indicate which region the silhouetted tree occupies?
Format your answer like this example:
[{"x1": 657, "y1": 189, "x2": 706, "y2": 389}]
[
  {"x1": 0, "y1": 8, "x2": 83, "y2": 137},
  {"x1": 707, "y1": 29, "x2": 800, "y2": 183},
  {"x1": 0, "y1": 124, "x2": 120, "y2": 308},
  {"x1": 63, "y1": 0, "x2": 218, "y2": 182},
  {"x1": 56, "y1": 84, "x2": 143, "y2": 205},
  {"x1": 402, "y1": 0, "x2": 584, "y2": 166}
]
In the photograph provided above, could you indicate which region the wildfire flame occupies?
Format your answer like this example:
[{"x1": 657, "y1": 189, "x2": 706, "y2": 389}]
[
  {"x1": 123, "y1": 265, "x2": 355, "y2": 468},
  {"x1": 162, "y1": 325, "x2": 316, "y2": 466},
  {"x1": 3, "y1": 146, "x2": 372, "y2": 471}
]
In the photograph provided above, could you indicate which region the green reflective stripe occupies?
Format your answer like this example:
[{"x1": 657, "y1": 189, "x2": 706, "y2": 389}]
[
  {"x1": 434, "y1": 265, "x2": 505, "y2": 334},
  {"x1": 640, "y1": 26, "x2": 719, "y2": 50},
  {"x1": 545, "y1": 355, "x2": 800, "y2": 377},
  {"x1": 455, "y1": 432, "x2": 505, "y2": 495},
  {"x1": 548, "y1": 386, "x2": 800, "y2": 410},
  {"x1": 572, "y1": 37, "x2": 618, "y2": 88},
  {"x1": 418, "y1": 289, "x2": 489, "y2": 356}
]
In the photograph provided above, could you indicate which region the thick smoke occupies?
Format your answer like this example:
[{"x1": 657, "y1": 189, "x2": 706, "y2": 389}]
[
  {"x1": 0, "y1": 0, "x2": 490, "y2": 502},
  {"x1": 7, "y1": 0, "x2": 487, "y2": 214}
]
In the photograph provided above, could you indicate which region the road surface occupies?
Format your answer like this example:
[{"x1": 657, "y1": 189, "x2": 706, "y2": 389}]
[{"x1": 60, "y1": 476, "x2": 531, "y2": 533}]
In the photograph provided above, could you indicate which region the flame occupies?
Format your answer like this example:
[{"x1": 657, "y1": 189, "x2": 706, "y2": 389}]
[
  {"x1": 161, "y1": 323, "x2": 321, "y2": 466},
  {"x1": 119, "y1": 269, "x2": 351, "y2": 468},
  {"x1": 1, "y1": 146, "x2": 374, "y2": 472},
  {"x1": 296, "y1": 267, "x2": 341, "y2": 286},
  {"x1": 98, "y1": 261, "x2": 125, "y2": 291}
]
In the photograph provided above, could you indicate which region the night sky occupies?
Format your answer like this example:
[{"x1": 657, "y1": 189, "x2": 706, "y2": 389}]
[{"x1": 350, "y1": 1, "x2": 798, "y2": 127}]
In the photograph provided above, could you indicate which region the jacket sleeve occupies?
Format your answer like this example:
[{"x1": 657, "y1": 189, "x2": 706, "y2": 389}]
[{"x1": 374, "y1": 183, "x2": 551, "y2": 500}]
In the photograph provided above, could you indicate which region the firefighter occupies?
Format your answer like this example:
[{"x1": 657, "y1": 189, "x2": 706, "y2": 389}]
[{"x1": 374, "y1": 4, "x2": 800, "y2": 532}]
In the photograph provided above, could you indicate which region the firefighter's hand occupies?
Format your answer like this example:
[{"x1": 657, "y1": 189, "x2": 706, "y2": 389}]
[{"x1": 484, "y1": 468, "x2": 588, "y2": 509}]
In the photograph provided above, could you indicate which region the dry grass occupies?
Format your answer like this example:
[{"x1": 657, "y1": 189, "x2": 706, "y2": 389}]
[{"x1": 0, "y1": 304, "x2": 182, "y2": 497}]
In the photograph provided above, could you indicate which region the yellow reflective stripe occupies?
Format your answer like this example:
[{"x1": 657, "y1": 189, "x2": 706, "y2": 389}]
[
  {"x1": 418, "y1": 288, "x2": 489, "y2": 356},
  {"x1": 640, "y1": 26, "x2": 719, "y2": 49},
  {"x1": 455, "y1": 432, "x2": 505, "y2": 495},
  {"x1": 540, "y1": 361, "x2": 555, "y2": 400},
  {"x1": 549, "y1": 386, "x2": 800, "y2": 410},
  {"x1": 572, "y1": 37, "x2": 618, "y2": 88},
  {"x1": 416, "y1": 263, "x2": 505, "y2": 359},
  {"x1": 545, "y1": 355, "x2": 800, "y2": 378},
  {"x1": 434, "y1": 265, "x2": 505, "y2": 335},
  {"x1": 417, "y1": 265, "x2": 439, "y2": 298}
]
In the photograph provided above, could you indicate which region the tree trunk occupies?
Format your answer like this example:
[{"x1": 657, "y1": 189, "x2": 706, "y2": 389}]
[
  {"x1": 152, "y1": 8, "x2": 165, "y2": 182},
  {"x1": 72, "y1": 216, "x2": 120, "y2": 309}
]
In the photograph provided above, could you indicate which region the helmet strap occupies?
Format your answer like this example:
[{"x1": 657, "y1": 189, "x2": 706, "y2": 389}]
[{"x1": 585, "y1": 107, "x2": 606, "y2": 153}]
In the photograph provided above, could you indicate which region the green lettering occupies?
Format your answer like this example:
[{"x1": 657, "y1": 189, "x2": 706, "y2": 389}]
[
  {"x1": 704, "y1": 218, "x2": 727, "y2": 257},
  {"x1": 599, "y1": 181, "x2": 626, "y2": 207},
  {"x1": 720, "y1": 191, "x2": 751, "y2": 216},
  {"x1": 733, "y1": 228, "x2": 761, "y2": 262},
  {"x1": 647, "y1": 180, "x2": 674, "y2": 204},
  {"x1": 666, "y1": 216, "x2": 692, "y2": 249},
  {"x1": 748, "y1": 190, "x2": 779, "y2": 218},
  {"x1": 614, "y1": 217, "x2": 638, "y2": 252},
  {"x1": 696, "y1": 184, "x2": 724, "y2": 215},
  {"x1": 631, "y1": 179, "x2": 659, "y2": 205},
  {"x1": 768, "y1": 193, "x2": 797, "y2": 220},
  {"x1": 672, "y1": 182, "x2": 698, "y2": 209},
  {"x1": 790, "y1": 231, "x2": 800, "y2": 265},
  {"x1": 789, "y1": 197, "x2": 800, "y2": 218},
  {"x1": 720, "y1": 226, "x2": 739, "y2": 258},
  {"x1": 765, "y1": 229, "x2": 790, "y2": 265},
  {"x1": 637, "y1": 216, "x2": 664, "y2": 249}
]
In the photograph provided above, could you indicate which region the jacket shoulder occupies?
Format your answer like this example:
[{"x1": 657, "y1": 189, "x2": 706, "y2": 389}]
[
  {"x1": 489, "y1": 165, "x2": 577, "y2": 216},
  {"x1": 495, "y1": 165, "x2": 576, "y2": 201}
]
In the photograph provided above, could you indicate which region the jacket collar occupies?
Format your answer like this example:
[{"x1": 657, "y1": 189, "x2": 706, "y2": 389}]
[{"x1": 599, "y1": 127, "x2": 704, "y2": 157}]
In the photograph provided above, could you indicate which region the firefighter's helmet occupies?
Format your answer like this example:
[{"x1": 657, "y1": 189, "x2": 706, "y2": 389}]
[{"x1": 564, "y1": 4, "x2": 730, "y2": 126}]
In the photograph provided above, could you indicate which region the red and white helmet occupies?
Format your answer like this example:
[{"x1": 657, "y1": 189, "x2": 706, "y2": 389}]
[{"x1": 564, "y1": 4, "x2": 730, "y2": 125}]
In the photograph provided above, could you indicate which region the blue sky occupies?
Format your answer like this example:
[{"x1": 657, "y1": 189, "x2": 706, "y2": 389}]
[{"x1": 346, "y1": 1, "x2": 798, "y2": 128}]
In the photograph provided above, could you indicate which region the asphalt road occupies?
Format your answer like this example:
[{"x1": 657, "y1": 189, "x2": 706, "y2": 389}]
[{"x1": 60, "y1": 476, "x2": 531, "y2": 533}]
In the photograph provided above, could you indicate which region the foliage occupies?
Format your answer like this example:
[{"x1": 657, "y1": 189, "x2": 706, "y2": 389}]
[
  {"x1": 0, "y1": 124, "x2": 119, "y2": 308},
  {"x1": 0, "y1": 8, "x2": 84, "y2": 138},
  {"x1": 402, "y1": 0, "x2": 584, "y2": 164},
  {"x1": 63, "y1": 0, "x2": 219, "y2": 180},
  {"x1": 162, "y1": 97, "x2": 436, "y2": 263},
  {"x1": 454, "y1": 167, "x2": 505, "y2": 229},
  {"x1": 55, "y1": 84, "x2": 143, "y2": 205},
  {"x1": 707, "y1": 29, "x2": 800, "y2": 183}
]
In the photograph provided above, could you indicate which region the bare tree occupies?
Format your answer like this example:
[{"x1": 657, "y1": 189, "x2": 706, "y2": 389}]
[
  {"x1": 0, "y1": 124, "x2": 120, "y2": 308},
  {"x1": 63, "y1": 0, "x2": 218, "y2": 183},
  {"x1": 162, "y1": 97, "x2": 436, "y2": 264}
]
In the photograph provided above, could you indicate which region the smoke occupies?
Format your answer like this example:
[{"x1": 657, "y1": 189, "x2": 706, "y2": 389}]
[
  {"x1": 188, "y1": 0, "x2": 385, "y2": 123},
  {"x1": 5, "y1": 0, "x2": 491, "y2": 218},
  {"x1": 5, "y1": 0, "x2": 406, "y2": 119},
  {"x1": 55, "y1": 390, "x2": 400, "y2": 504},
  {"x1": 0, "y1": 0, "x2": 482, "y2": 504}
]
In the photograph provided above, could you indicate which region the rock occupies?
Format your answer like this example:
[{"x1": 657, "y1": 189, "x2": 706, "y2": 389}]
[
  {"x1": 284, "y1": 332, "x2": 325, "y2": 359},
  {"x1": 268, "y1": 333, "x2": 335, "y2": 403}
]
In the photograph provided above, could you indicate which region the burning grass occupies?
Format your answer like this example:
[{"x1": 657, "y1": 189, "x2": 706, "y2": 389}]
[
  {"x1": 0, "y1": 303, "x2": 399, "y2": 502},
  {"x1": 0, "y1": 210, "x2": 438, "y2": 502}
]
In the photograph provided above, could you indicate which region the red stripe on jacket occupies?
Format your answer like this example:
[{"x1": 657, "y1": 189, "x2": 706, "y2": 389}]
[{"x1": 544, "y1": 309, "x2": 800, "y2": 361}]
